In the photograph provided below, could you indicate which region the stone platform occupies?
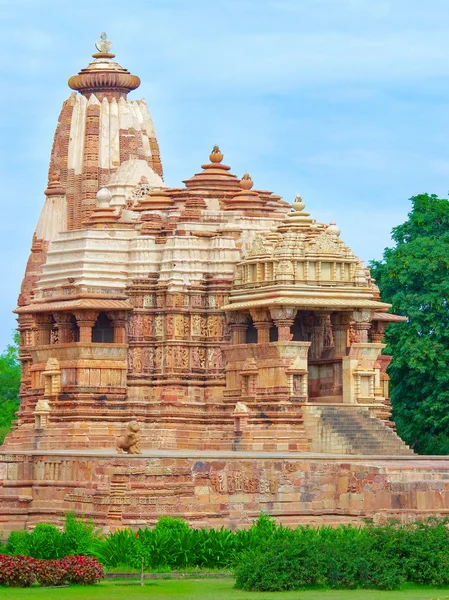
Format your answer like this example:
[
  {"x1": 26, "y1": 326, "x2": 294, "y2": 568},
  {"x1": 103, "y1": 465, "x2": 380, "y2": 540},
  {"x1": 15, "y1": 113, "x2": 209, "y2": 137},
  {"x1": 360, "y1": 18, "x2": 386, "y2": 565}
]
[{"x1": 1, "y1": 450, "x2": 448, "y2": 533}]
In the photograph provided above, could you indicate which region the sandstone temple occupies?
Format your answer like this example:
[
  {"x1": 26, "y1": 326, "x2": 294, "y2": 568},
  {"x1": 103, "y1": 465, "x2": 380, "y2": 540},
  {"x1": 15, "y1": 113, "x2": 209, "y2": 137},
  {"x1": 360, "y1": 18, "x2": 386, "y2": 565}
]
[{"x1": 1, "y1": 35, "x2": 449, "y2": 531}]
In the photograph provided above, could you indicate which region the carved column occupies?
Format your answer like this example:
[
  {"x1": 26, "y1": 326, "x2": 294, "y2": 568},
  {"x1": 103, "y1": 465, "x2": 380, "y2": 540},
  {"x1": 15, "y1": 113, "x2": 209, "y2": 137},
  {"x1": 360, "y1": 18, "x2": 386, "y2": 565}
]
[
  {"x1": 109, "y1": 311, "x2": 128, "y2": 344},
  {"x1": 35, "y1": 314, "x2": 53, "y2": 345},
  {"x1": 250, "y1": 308, "x2": 272, "y2": 344},
  {"x1": 331, "y1": 313, "x2": 351, "y2": 356},
  {"x1": 228, "y1": 313, "x2": 249, "y2": 345},
  {"x1": 351, "y1": 311, "x2": 373, "y2": 343},
  {"x1": 74, "y1": 310, "x2": 98, "y2": 343},
  {"x1": 306, "y1": 313, "x2": 329, "y2": 360},
  {"x1": 270, "y1": 307, "x2": 297, "y2": 341},
  {"x1": 370, "y1": 321, "x2": 387, "y2": 344},
  {"x1": 53, "y1": 312, "x2": 74, "y2": 343}
]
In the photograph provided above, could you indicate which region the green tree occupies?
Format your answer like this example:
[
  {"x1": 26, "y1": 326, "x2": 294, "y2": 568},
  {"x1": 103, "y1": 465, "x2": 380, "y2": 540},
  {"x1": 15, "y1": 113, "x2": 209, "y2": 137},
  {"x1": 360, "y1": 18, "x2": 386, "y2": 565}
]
[
  {"x1": 370, "y1": 193, "x2": 449, "y2": 454},
  {"x1": 0, "y1": 332, "x2": 21, "y2": 445}
]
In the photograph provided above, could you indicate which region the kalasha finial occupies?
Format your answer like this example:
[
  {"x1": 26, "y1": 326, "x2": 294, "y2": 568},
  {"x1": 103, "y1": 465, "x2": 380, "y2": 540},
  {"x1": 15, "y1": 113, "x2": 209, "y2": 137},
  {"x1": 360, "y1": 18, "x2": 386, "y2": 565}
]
[
  {"x1": 209, "y1": 145, "x2": 223, "y2": 163},
  {"x1": 240, "y1": 173, "x2": 254, "y2": 191},
  {"x1": 94, "y1": 32, "x2": 113, "y2": 56},
  {"x1": 96, "y1": 32, "x2": 112, "y2": 53},
  {"x1": 292, "y1": 194, "x2": 305, "y2": 212}
]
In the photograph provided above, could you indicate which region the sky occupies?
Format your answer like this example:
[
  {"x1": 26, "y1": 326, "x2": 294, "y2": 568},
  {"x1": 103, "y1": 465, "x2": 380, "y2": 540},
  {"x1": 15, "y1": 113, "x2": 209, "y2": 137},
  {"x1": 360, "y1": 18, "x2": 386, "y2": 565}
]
[{"x1": 1, "y1": 0, "x2": 449, "y2": 348}]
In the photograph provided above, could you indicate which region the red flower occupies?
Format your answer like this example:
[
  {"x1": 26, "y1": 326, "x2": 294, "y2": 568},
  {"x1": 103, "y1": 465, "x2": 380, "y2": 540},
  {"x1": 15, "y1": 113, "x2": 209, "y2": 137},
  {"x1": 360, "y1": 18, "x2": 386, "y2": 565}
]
[{"x1": 135, "y1": 533, "x2": 139, "y2": 539}]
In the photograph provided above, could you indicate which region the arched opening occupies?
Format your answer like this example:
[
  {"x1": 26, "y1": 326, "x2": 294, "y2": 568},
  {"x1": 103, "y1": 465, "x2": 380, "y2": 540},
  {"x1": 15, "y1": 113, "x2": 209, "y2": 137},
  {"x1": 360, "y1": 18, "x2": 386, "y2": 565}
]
[
  {"x1": 92, "y1": 312, "x2": 114, "y2": 343},
  {"x1": 269, "y1": 325, "x2": 278, "y2": 342},
  {"x1": 245, "y1": 318, "x2": 258, "y2": 344}
]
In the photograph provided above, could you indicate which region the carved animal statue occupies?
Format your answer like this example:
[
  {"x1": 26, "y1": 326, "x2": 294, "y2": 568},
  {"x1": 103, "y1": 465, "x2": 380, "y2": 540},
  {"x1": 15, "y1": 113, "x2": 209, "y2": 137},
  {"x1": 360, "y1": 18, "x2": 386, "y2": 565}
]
[{"x1": 116, "y1": 421, "x2": 142, "y2": 454}]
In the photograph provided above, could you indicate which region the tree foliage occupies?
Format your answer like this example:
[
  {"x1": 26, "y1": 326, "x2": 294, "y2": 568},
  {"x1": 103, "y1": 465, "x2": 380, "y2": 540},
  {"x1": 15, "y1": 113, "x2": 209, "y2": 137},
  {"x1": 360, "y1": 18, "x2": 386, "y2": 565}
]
[
  {"x1": 370, "y1": 193, "x2": 449, "y2": 454},
  {"x1": 0, "y1": 332, "x2": 20, "y2": 445}
]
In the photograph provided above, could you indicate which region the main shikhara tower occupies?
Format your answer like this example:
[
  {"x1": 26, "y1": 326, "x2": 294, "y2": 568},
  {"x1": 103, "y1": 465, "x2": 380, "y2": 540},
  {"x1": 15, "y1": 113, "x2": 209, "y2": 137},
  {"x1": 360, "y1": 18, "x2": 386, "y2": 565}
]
[{"x1": 4, "y1": 35, "x2": 445, "y2": 533}]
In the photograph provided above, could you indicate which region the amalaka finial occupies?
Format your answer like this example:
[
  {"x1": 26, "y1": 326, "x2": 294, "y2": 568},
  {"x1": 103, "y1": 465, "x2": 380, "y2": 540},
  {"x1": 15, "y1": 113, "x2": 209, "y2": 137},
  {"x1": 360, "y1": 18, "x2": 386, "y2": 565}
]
[
  {"x1": 240, "y1": 173, "x2": 254, "y2": 191},
  {"x1": 95, "y1": 32, "x2": 113, "y2": 54},
  {"x1": 292, "y1": 194, "x2": 305, "y2": 212},
  {"x1": 209, "y1": 145, "x2": 223, "y2": 163}
]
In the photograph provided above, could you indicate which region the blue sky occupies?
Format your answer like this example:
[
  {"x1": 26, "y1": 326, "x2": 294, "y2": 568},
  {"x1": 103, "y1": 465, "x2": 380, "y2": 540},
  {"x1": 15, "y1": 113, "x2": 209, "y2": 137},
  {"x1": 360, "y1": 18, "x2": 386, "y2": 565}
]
[{"x1": 1, "y1": 0, "x2": 449, "y2": 348}]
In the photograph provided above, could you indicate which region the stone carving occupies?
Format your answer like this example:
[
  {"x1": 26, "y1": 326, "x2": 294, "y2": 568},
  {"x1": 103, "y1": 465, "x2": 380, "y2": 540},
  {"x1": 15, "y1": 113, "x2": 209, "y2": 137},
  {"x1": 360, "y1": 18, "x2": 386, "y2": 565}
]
[
  {"x1": 116, "y1": 421, "x2": 142, "y2": 454},
  {"x1": 95, "y1": 32, "x2": 112, "y2": 54},
  {"x1": 207, "y1": 315, "x2": 223, "y2": 338},
  {"x1": 207, "y1": 347, "x2": 223, "y2": 370},
  {"x1": 132, "y1": 347, "x2": 142, "y2": 372},
  {"x1": 233, "y1": 401, "x2": 249, "y2": 415},
  {"x1": 210, "y1": 471, "x2": 278, "y2": 494},
  {"x1": 142, "y1": 315, "x2": 153, "y2": 337},
  {"x1": 166, "y1": 315, "x2": 174, "y2": 337},
  {"x1": 155, "y1": 346, "x2": 163, "y2": 369},
  {"x1": 174, "y1": 314, "x2": 185, "y2": 337},
  {"x1": 131, "y1": 176, "x2": 151, "y2": 202},
  {"x1": 308, "y1": 230, "x2": 342, "y2": 255},
  {"x1": 191, "y1": 314, "x2": 202, "y2": 337},
  {"x1": 155, "y1": 315, "x2": 164, "y2": 337},
  {"x1": 142, "y1": 347, "x2": 154, "y2": 371},
  {"x1": 249, "y1": 234, "x2": 267, "y2": 256},
  {"x1": 143, "y1": 294, "x2": 154, "y2": 308},
  {"x1": 191, "y1": 346, "x2": 206, "y2": 369},
  {"x1": 191, "y1": 295, "x2": 204, "y2": 308}
]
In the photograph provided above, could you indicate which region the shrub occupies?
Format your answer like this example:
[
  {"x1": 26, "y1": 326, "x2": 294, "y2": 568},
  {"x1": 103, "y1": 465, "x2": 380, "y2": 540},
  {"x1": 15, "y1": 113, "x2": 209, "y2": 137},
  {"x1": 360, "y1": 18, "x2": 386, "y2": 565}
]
[
  {"x1": 235, "y1": 525, "x2": 404, "y2": 592},
  {"x1": 0, "y1": 555, "x2": 36, "y2": 587},
  {"x1": 28, "y1": 523, "x2": 65, "y2": 559},
  {"x1": 63, "y1": 512, "x2": 99, "y2": 556},
  {"x1": 34, "y1": 559, "x2": 67, "y2": 587},
  {"x1": 5, "y1": 530, "x2": 30, "y2": 556},
  {"x1": 61, "y1": 555, "x2": 104, "y2": 585},
  {"x1": 91, "y1": 528, "x2": 136, "y2": 568}
]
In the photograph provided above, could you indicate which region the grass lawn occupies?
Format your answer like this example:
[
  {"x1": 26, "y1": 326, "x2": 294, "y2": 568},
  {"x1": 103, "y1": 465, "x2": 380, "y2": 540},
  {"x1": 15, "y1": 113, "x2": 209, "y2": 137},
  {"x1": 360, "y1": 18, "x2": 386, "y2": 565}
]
[{"x1": 2, "y1": 578, "x2": 449, "y2": 600}]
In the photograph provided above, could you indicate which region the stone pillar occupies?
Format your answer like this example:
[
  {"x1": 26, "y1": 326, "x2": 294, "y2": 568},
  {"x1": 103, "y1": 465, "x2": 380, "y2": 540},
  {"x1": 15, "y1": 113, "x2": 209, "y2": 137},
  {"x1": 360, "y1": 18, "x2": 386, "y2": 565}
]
[
  {"x1": 53, "y1": 312, "x2": 74, "y2": 343},
  {"x1": 36, "y1": 314, "x2": 53, "y2": 345},
  {"x1": 74, "y1": 310, "x2": 98, "y2": 343},
  {"x1": 370, "y1": 321, "x2": 387, "y2": 344},
  {"x1": 351, "y1": 311, "x2": 373, "y2": 344},
  {"x1": 228, "y1": 313, "x2": 249, "y2": 345},
  {"x1": 270, "y1": 307, "x2": 297, "y2": 341},
  {"x1": 331, "y1": 313, "x2": 351, "y2": 356},
  {"x1": 109, "y1": 311, "x2": 128, "y2": 344},
  {"x1": 250, "y1": 309, "x2": 272, "y2": 345},
  {"x1": 306, "y1": 313, "x2": 329, "y2": 360}
]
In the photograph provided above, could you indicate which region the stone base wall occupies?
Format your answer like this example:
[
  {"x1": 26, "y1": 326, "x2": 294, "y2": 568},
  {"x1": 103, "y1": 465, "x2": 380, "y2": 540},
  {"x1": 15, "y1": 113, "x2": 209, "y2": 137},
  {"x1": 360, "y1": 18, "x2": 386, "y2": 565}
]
[{"x1": 1, "y1": 451, "x2": 449, "y2": 534}]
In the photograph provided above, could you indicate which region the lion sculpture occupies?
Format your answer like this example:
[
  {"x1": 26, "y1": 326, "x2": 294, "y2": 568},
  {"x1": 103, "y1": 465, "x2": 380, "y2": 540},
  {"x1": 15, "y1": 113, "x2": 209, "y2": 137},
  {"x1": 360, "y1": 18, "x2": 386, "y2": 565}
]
[{"x1": 116, "y1": 420, "x2": 142, "y2": 454}]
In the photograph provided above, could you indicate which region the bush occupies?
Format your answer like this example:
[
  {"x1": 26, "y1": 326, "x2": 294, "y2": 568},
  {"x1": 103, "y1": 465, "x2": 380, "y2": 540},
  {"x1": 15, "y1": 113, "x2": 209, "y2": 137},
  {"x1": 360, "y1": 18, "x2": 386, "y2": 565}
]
[
  {"x1": 0, "y1": 555, "x2": 36, "y2": 587},
  {"x1": 0, "y1": 554, "x2": 103, "y2": 587},
  {"x1": 61, "y1": 555, "x2": 104, "y2": 585},
  {"x1": 91, "y1": 528, "x2": 137, "y2": 569},
  {"x1": 5, "y1": 530, "x2": 30, "y2": 556},
  {"x1": 34, "y1": 559, "x2": 67, "y2": 587},
  {"x1": 235, "y1": 524, "x2": 404, "y2": 592},
  {"x1": 63, "y1": 512, "x2": 99, "y2": 556},
  {"x1": 28, "y1": 523, "x2": 65, "y2": 559}
]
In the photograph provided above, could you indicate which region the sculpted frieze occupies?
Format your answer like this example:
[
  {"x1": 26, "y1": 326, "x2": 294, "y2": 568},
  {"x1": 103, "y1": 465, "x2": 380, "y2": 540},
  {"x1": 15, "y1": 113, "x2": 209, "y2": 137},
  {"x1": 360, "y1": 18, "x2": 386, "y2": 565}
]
[{"x1": 210, "y1": 471, "x2": 278, "y2": 494}]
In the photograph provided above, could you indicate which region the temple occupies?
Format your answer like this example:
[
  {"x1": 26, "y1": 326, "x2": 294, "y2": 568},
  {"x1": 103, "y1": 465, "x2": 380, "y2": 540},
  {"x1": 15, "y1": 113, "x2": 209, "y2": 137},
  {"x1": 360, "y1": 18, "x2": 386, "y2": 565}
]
[{"x1": 1, "y1": 35, "x2": 449, "y2": 532}]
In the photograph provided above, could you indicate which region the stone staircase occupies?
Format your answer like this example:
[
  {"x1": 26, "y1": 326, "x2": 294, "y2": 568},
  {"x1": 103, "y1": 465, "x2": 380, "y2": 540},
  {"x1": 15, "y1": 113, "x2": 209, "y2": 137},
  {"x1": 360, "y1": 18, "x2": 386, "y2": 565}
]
[{"x1": 303, "y1": 405, "x2": 413, "y2": 455}]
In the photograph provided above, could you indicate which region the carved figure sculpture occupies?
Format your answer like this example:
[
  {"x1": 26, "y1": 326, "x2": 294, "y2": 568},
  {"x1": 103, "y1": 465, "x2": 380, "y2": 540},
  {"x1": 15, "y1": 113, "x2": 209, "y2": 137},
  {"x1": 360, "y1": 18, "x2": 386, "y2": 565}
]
[{"x1": 116, "y1": 421, "x2": 142, "y2": 454}]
